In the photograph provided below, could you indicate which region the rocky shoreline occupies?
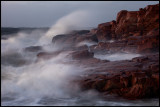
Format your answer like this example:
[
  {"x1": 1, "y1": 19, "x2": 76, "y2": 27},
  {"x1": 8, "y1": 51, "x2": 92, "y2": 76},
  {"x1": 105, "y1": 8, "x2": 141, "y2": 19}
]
[{"x1": 26, "y1": 4, "x2": 159, "y2": 99}]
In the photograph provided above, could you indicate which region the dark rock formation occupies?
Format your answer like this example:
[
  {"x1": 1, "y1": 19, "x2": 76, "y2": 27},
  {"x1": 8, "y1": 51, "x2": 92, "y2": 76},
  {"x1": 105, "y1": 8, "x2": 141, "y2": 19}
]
[
  {"x1": 70, "y1": 50, "x2": 94, "y2": 60},
  {"x1": 37, "y1": 51, "x2": 61, "y2": 60},
  {"x1": 24, "y1": 46, "x2": 43, "y2": 52},
  {"x1": 70, "y1": 30, "x2": 90, "y2": 35},
  {"x1": 51, "y1": 30, "x2": 98, "y2": 51},
  {"x1": 36, "y1": 3, "x2": 159, "y2": 100}
]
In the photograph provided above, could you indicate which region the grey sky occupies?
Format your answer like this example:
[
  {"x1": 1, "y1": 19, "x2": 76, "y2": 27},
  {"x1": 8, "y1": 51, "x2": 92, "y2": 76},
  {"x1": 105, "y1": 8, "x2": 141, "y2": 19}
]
[{"x1": 1, "y1": 1, "x2": 159, "y2": 28}]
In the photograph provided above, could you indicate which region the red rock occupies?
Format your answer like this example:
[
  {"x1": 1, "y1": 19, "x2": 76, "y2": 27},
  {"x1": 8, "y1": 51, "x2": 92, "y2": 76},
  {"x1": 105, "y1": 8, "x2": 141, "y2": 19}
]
[
  {"x1": 120, "y1": 75, "x2": 131, "y2": 87},
  {"x1": 37, "y1": 51, "x2": 60, "y2": 60},
  {"x1": 96, "y1": 22, "x2": 112, "y2": 42},
  {"x1": 131, "y1": 72, "x2": 147, "y2": 85},
  {"x1": 70, "y1": 50, "x2": 94, "y2": 59},
  {"x1": 115, "y1": 11, "x2": 138, "y2": 38},
  {"x1": 132, "y1": 56, "x2": 148, "y2": 62},
  {"x1": 103, "y1": 76, "x2": 123, "y2": 91},
  {"x1": 137, "y1": 35, "x2": 159, "y2": 53},
  {"x1": 77, "y1": 53, "x2": 159, "y2": 99},
  {"x1": 151, "y1": 73, "x2": 159, "y2": 87},
  {"x1": 93, "y1": 4, "x2": 159, "y2": 53}
]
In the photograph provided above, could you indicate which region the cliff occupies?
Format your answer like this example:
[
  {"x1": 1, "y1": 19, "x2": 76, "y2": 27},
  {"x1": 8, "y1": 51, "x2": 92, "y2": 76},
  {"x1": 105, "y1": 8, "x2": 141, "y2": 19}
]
[{"x1": 95, "y1": 4, "x2": 159, "y2": 53}]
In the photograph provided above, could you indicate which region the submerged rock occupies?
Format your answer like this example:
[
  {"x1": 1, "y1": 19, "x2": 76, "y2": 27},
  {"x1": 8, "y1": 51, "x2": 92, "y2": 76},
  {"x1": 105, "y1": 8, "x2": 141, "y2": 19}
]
[
  {"x1": 24, "y1": 46, "x2": 43, "y2": 52},
  {"x1": 37, "y1": 51, "x2": 61, "y2": 60}
]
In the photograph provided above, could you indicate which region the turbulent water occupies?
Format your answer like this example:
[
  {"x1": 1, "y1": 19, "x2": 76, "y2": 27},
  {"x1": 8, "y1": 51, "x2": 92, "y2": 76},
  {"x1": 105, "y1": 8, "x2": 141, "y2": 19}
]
[{"x1": 1, "y1": 28, "x2": 159, "y2": 106}]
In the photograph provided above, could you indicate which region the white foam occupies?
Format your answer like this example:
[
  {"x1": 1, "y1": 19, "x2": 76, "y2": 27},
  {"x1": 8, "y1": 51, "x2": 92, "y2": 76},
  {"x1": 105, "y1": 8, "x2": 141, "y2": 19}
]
[
  {"x1": 1, "y1": 52, "x2": 83, "y2": 105},
  {"x1": 1, "y1": 29, "x2": 46, "y2": 55},
  {"x1": 77, "y1": 41, "x2": 97, "y2": 47},
  {"x1": 94, "y1": 53, "x2": 141, "y2": 61}
]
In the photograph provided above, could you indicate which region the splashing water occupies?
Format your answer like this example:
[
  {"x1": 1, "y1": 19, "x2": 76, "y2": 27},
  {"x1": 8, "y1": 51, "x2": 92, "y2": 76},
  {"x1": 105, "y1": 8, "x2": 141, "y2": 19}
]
[{"x1": 38, "y1": 10, "x2": 91, "y2": 45}]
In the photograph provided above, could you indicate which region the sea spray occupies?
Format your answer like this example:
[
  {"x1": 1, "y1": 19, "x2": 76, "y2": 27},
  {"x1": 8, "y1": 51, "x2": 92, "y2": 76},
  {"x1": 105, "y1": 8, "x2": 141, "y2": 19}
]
[
  {"x1": 1, "y1": 51, "x2": 85, "y2": 106},
  {"x1": 1, "y1": 29, "x2": 46, "y2": 55},
  {"x1": 38, "y1": 10, "x2": 91, "y2": 45}
]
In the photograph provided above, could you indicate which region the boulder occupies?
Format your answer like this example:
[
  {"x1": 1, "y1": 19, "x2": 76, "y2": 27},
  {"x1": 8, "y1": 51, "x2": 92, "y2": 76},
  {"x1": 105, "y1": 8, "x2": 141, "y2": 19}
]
[
  {"x1": 96, "y1": 22, "x2": 112, "y2": 42},
  {"x1": 37, "y1": 51, "x2": 61, "y2": 60},
  {"x1": 24, "y1": 46, "x2": 43, "y2": 52},
  {"x1": 71, "y1": 50, "x2": 94, "y2": 59}
]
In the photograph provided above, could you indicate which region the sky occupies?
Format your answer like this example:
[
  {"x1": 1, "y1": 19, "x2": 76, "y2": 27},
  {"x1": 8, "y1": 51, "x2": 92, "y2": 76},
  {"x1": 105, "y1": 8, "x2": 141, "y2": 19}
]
[{"x1": 1, "y1": 1, "x2": 159, "y2": 28}]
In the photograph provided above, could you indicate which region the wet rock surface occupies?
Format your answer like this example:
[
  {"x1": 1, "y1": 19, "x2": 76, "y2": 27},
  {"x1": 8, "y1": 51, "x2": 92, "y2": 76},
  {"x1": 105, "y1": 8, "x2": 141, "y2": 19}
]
[
  {"x1": 36, "y1": 4, "x2": 159, "y2": 100},
  {"x1": 24, "y1": 46, "x2": 43, "y2": 52},
  {"x1": 76, "y1": 53, "x2": 159, "y2": 99}
]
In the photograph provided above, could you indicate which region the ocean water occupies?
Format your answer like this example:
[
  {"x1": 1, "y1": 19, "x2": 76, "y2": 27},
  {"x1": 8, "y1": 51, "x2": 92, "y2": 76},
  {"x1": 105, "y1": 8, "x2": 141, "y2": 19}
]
[{"x1": 1, "y1": 29, "x2": 159, "y2": 106}]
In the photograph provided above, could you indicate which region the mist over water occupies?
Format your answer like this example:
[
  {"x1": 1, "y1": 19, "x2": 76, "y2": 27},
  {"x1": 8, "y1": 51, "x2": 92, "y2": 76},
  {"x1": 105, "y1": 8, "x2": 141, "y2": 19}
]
[{"x1": 1, "y1": 11, "x2": 159, "y2": 106}]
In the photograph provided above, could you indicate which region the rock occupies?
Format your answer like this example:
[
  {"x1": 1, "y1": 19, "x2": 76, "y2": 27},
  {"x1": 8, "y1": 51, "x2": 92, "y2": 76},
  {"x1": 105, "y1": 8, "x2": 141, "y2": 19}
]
[
  {"x1": 77, "y1": 53, "x2": 159, "y2": 99},
  {"x1": 96, "y1": 22, "x2": 112, "y2": 42},
  {"x1": 96, "y1": 20, "x2": 117, "y2": 42},
  {"x1": 70, "y1": 30, "x2": 90, "y2": 35},
  {"x1": 90, "y1": 28, "x2": 97, "y2": 35},
  {"x1": 116, "y1": 10, "x2": 128, "y2": 24},
  {"x1": 52, "y1": 31, "x2": 98, "y2": 51},
  {"x1": 137, "y1": 35, "x2": 159, "y2": 53},
  {"x1": 74, "y1": 34, "x2": 98, "y2": 44},
  {"x1": 1, "y1": 53, "x2": 28, "y2": 67},
  {"x1": 132, "y1": 56, "x2": 148, "y2": 62},
  {"x1": 52, "y1": 34, "x2": 74, "y2": 50},
  {"x1": 151, "y1": 73, "x2": 159, "y2": 87},
  {"x1": 37, "y1": 51, "x2": 61, "y2": 60},
  {"x1": 115, "y1": 4, "x2": 159, "y2": 39},
  {"x1": 71, "y1": 50, "x2": 94, "y2": 60},
  {"x1": 115, "y1": 10, "x2": 138, "y2": 39},
  {"x1": 52, "y1": 34, "x2": 69, "y2": 44},
  {"x1": 93, "y1": 4, "x2": 159, "y2": 53},
  {"x1": 24, "y1": 46, "x2": 42, "y2": 52},
  {"x1": 74, "y1": 45, "x2": 89, "y2": 51}
]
